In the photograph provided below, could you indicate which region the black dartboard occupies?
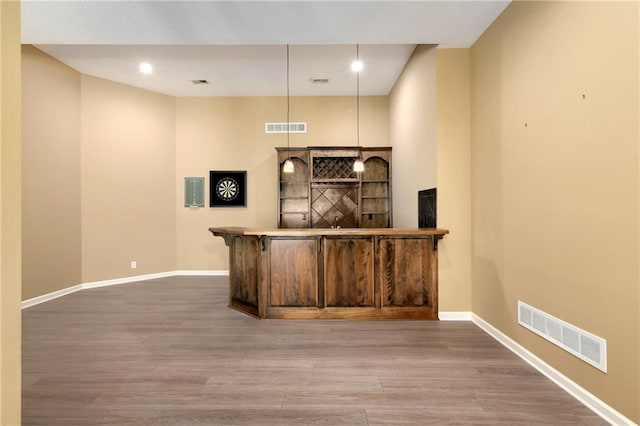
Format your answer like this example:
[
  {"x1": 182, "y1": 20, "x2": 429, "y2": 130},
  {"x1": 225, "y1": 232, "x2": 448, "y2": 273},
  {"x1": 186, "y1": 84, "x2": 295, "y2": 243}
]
[{"x1": 210, "y1": 171, "x2": 246, "y2": 207}]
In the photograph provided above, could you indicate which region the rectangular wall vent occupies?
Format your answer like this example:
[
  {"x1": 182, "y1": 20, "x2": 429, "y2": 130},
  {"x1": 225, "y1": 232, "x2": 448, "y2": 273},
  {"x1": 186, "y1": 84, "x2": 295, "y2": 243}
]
[
  {"x1": 265, "y1": 122, "x2": 307, "y2": 134},
  {"x1": 518, "y1": 301, "x2": 607, "y2": 372}
]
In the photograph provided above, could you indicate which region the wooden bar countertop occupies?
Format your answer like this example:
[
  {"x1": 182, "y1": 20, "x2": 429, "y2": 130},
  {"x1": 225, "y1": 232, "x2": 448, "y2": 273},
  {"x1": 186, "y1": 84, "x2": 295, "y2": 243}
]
[{"x1": 209, "y1": 227, "x2": 449, "y2": 238}]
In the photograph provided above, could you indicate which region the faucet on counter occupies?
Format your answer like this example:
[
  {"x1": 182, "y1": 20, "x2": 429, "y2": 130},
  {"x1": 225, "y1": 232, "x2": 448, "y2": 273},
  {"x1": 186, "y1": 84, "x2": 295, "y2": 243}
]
[{"x1": 331, "y1": 216, "x2": 341, "y2": 229}]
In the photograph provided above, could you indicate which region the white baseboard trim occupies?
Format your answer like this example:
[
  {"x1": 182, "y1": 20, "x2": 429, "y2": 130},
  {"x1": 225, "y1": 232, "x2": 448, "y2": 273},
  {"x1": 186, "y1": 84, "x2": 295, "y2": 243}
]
[
  {"x1": 22, "y1": 270, "x2": 229, "y2": 309},
  {"x1": 471, "y1": 313, "x2": 636, "y2": 426},
  {"x1": 439, "y1": 311, "x2": 472, "y2": 321},
  {"x1": 21, "y1": 284, "x2": 84, "y2": 309},
  {"x1": 174, "y1": 270, "x2": 229, "y2": 276},
  {"x1": 82, "y1": 271, "x2": 176, "y2": 290}
]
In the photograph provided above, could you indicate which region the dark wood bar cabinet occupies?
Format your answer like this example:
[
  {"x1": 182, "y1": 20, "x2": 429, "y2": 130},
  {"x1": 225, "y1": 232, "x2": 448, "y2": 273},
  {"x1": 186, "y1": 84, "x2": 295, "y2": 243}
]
[{"x1": 210, "y1": 227, "x2": 448, "y2": 320}]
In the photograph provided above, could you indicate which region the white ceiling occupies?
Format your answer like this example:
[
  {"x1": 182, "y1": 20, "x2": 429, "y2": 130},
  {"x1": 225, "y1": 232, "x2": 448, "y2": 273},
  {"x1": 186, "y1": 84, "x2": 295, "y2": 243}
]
[
  {"x1": 33, "y1": 44, "x2": 418, "y2": 96},
  {"x1": 22, "y1": 1, "x2": 510, "y2": 97}
]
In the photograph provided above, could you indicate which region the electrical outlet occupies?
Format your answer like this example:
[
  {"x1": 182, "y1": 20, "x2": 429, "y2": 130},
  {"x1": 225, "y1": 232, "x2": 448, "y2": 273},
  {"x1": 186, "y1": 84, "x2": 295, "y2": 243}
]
[{"x1": 130, "y1": 261, "x2": 137, "y2": 269}]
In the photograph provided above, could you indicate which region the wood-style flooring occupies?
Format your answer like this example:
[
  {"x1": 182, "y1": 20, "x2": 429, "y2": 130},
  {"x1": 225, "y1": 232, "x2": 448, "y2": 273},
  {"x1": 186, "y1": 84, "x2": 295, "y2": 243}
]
[{"x1": 23, "y1": 276, "x2": 605, "y2": 425}]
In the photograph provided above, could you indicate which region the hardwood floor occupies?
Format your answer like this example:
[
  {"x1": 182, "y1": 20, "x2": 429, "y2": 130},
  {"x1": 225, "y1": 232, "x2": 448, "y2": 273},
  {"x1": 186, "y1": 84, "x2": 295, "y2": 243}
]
[{"x1": 22, "y1": 276, "x2": 605, "y2": 425}]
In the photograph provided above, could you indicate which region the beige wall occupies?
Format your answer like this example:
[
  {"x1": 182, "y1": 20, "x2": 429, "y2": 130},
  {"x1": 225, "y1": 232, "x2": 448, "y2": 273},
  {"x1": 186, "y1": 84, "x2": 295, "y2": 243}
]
[
  {"x1": 21, "y1": 48, "x2": 178, "y2": 289},
  {"x1": 436, "y1": 49, "x2": 472, "y2": 312},
  {"x1": 1, "y1": 1, "x2": 22, "y2": 423},
  {"x1": 388, "y1": 45, "x2": 471, "y2": 312},
  {"x1": 389, "y1": 45, "x2": 437, "y2": 228},
  {"x1": 471, "y1": 1, "x2": 639, "y2": 421},
  {"x1": 175, "y1": 96, "x2": 389, "y2": 270},
  {"x1": 81, "y1": 75, "x2": 177, "y2": 282},
  {"x1": 20, "y1": 52, "x2": 390, "y2": 280},
  {"x1": 22, "y1": 45, "x2": 81, "y2": 300}
]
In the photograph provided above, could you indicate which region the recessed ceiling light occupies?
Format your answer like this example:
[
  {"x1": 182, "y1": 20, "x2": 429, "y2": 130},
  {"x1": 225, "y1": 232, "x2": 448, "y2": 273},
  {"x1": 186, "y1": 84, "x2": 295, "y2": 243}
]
[
  {"x1": 139, "y1": 62, "x2": 153, "y2": 75},
  {"x1": 351, "y1": 60, "x2": 363, "y2": 73}
]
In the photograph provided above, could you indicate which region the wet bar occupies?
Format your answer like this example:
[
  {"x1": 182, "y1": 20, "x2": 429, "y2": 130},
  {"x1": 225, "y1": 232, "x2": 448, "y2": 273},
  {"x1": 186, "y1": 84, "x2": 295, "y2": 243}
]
[{"x1": 210, "y1": 227, "x2": 448, "y2": 320}]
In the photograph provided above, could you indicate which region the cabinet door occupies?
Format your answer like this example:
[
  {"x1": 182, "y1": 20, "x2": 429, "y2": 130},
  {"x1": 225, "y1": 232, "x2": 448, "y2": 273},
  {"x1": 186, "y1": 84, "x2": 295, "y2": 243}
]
[
  {"x1": 269, "y1": 239, "x2": 318, "y2": 307},
  {"x1": 377, "y1": 238, "x2": 435, "y2": 307},
  {"x1": 323, "y1": 237, "x2": 375, "y2": 307},
  {"x1": 230, "y1": 237, "x2": 260, "y2": 309}
]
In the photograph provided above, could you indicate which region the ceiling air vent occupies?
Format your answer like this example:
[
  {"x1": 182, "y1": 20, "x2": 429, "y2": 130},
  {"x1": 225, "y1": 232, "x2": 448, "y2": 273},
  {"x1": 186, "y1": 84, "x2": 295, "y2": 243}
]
[
  {"x1": 265, "y1": 122, "x2": 307, "y2": 134},
  {"x1": 191, "y1": 79, "x2": 209, "y2": 85},
  {"x1": 310, "y1": 78, "x2": 330, "y2": 84}
]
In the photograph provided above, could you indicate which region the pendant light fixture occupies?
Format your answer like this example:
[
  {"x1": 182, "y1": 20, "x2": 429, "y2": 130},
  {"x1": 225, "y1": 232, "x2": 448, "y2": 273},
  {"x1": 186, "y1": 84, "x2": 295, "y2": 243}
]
[
  {"x1": 353, "y1": 44, "x2": 365, "y2": 173},
  {"x1": 283, "y1": 44, "x2": 295, "y2": 174}
]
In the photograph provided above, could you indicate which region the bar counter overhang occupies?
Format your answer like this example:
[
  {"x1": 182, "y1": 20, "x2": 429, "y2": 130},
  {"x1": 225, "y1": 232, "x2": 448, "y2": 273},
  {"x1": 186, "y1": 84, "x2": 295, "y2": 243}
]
[{"x1": 209, "y1": 227, "x2": 449, "y2": 320}]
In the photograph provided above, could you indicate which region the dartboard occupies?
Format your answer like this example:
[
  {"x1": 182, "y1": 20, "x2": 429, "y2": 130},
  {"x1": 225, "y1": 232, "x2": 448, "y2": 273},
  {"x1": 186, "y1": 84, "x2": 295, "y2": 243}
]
[
  {"x1": 210, "y1": 171, "x2": 246, "y2": 207},
  {"x1": 215, "y1": 177, "x2": 239, "y2": 201}
]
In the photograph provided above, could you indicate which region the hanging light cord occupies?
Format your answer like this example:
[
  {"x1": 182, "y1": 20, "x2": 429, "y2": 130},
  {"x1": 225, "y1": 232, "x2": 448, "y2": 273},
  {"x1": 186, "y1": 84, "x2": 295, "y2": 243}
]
[
  {"x1": 287, "y1": 44, "x2": 291, "y2": 162},
  {"x1": 356, "y1": 44, "x2": 360, "y2": 148}
]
